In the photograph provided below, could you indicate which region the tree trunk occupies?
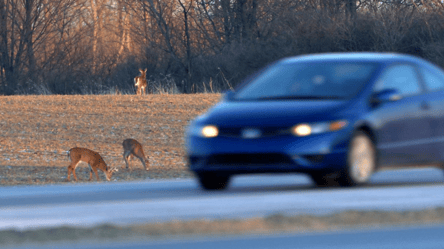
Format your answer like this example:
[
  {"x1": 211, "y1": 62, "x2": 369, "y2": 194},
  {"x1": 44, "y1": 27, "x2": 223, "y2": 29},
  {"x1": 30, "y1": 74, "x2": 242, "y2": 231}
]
[
  {"x1": 25, "y1": 0, "x2": 36, "y2": 84},
  {"x1": 178, "y1": 0, "x2": 193, "y2": 93},
  {"x1": 0, "y1": 0, "x2": 6, "y2": 93},
  {"x1": 90, "y1": 0, "x2": 98, "y2": 74},
  {"x1": 345, "y1": 0, "x2": 356, "y2": 20}
]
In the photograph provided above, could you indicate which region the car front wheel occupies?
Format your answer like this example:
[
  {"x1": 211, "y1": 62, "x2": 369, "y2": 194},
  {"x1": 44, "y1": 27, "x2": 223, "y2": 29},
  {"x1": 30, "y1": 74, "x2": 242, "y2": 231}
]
[
  {"x1": 338, "y1": 131, "x2": 376, "y2": 187},
  {"x1": 310, "y1": 172, "x2": 341, "y2": 187},
  {"x1": 196, "y1": 172, "x2": 230, "y2": 190}
]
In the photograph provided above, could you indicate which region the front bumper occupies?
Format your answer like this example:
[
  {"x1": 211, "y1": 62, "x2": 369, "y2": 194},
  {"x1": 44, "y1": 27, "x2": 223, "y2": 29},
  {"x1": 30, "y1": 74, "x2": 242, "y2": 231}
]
[{"x1": 186, "y1": 129, "x2": 351, "y2": 175}]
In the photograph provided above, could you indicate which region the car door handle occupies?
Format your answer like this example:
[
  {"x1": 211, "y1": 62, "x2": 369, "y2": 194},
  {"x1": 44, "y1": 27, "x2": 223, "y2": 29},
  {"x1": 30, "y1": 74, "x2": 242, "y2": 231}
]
[{"x1": 421, "y1": 101, "x2": 430, "y2": 110}]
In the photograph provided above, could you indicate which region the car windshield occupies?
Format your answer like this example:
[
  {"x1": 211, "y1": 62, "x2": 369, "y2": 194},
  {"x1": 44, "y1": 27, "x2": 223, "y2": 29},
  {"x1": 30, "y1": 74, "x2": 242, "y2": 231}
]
[{"x1": 233, "y1": 61, "x2": 379, "y2": 101}]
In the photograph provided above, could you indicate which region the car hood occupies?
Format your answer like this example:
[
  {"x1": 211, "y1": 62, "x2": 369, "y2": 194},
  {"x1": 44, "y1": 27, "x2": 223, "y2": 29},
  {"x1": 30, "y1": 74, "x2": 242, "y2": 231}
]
[{"x1": 198, "y1": 100, "x2": 352, "y2": 127}]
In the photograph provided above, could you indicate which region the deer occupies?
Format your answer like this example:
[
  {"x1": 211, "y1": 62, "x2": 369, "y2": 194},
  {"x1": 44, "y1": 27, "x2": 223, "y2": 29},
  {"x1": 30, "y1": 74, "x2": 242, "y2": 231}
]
[
  {"x1": 134, "y1": 68, "x2": 148, "y2": 95},
  {"x1": 122, "y1": 138, "x2": 150, "y2": 171},
  {"x1": 67, "y1": 147, "x2": 118, "y2": 182}
]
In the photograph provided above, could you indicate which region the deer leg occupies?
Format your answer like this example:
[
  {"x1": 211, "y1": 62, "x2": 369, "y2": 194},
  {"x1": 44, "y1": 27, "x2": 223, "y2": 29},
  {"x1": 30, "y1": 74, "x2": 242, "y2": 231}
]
[
  {"x1": 93, "y1": 167, "x2": 100, "y2": 181},
  {"x1": 88, "y1": 164, "x2": 94, "y2": 181},
  {"x1": 138, "y1": 156, "x2": 148, "y2": 171},
  {"x1": 123, "y1": 151, "x2": 131, "y2": 169},
  {"x1": 71, "y1": 163, "x2": 79, "y2": 181},
  {"x1": 145, "y1": 157, "x2": 150, "y2": 171},
  {"x1": 128, "y1": 154, "x2": 133, "y2": 170},
  {"x1": 67, "y1": 165, "x2": 72, "y2": 181}
]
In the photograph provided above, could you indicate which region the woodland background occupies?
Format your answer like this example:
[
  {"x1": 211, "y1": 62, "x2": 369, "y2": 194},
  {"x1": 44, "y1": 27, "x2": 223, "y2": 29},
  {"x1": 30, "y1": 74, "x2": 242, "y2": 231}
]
[{"x1": 1, "y1": 0, "x2": 444, "y2": 95}]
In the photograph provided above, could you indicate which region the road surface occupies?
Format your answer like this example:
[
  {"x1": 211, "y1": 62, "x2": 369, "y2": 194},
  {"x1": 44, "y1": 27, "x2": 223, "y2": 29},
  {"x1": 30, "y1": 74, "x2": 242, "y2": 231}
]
[{"x1": 1, "y1": 168, "x2": 444, "y2": 230}]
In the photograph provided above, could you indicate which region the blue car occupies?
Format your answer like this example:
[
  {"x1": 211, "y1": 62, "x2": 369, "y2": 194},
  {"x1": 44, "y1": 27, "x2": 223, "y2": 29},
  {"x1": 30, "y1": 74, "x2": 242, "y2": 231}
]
[{"x1": 185, "y1": 52, "x2": 444, "y2": 190}]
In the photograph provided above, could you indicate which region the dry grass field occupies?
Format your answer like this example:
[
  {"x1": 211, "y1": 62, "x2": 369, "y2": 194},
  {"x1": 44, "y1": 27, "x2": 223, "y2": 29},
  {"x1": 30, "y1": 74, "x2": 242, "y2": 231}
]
[
  {"x1": 0, "y1": 94, "x2": 221, "y2": 185},
  {"x1": 2, "y1": 94, "x2": 444, "y2": 246}
]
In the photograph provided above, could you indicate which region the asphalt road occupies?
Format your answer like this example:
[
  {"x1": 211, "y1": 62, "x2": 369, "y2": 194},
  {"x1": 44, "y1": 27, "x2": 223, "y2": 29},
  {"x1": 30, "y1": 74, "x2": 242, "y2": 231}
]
[{"x1": 1, "y1": 167, "x2": 444, "y2": 230}]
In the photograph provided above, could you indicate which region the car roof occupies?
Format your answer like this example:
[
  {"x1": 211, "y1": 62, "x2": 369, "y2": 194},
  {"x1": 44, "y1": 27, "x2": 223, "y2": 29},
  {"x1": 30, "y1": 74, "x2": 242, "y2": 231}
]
[{"x1": 281, "y1": 52, "x2": 423, "y2": 64}]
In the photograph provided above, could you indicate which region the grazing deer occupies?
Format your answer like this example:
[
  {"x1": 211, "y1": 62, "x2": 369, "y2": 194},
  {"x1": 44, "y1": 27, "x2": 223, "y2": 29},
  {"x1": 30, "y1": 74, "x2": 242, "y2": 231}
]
[
  {"x1": 122, "y1": 138, "x2": 150, "y2": 170},
  {"x1": 67, "y1": 147, "x2": 118, "y2": 181},
  {"x1": 134, "y1": 68, "x2": 148, "y2": 95}
]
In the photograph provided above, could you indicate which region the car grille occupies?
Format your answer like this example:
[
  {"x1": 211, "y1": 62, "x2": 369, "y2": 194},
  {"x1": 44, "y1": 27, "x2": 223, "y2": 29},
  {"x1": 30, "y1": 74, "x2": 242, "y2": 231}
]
[
  {"x1": 218, "y1": 127, "x2": 289, "y2": 138},
  {"x1": 207, "y1": 153, "x2": 294, "y2": 165}
]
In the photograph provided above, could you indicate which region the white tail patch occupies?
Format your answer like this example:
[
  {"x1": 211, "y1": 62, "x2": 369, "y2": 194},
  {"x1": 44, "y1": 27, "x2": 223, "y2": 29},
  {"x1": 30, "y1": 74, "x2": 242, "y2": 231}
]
[{"x1": 134, "y1": 68, "x2": 148, "y2": 95}]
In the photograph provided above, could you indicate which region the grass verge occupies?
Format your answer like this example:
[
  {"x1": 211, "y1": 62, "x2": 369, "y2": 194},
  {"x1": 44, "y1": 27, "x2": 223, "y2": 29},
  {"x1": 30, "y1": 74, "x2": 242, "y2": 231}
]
[{"x1": 2, "y1": 208, "x2": 444, "y2": 246}]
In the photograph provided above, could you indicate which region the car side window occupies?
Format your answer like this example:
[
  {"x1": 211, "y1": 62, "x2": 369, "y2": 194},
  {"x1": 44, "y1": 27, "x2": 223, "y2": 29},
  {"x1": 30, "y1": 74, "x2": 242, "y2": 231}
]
[
  {"x1": 373, "y1": 64, "x2": 421, "y2": 96},
  {"x1": 420, "y1": 67, "x2": 444, "y2": 92}
]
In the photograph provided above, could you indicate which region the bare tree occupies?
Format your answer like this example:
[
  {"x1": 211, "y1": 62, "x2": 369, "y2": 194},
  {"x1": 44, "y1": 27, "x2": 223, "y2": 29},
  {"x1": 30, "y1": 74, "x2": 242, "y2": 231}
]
[
  {"x1": 178, "y1": 0, "x2": 193, "y2": 92},
  {"x1": 0, "y1": 0, "x2": 7, "y2": 93}
]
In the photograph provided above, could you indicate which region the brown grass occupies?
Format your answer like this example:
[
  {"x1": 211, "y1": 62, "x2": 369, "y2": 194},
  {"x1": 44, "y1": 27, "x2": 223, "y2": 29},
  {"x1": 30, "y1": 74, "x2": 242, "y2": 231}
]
[
  {"x1": 134, "y1": 208, "x2": 444, "y2": 236},
  {"x1": 0, "y1": 94, "x2": 220, "y2": 185}
]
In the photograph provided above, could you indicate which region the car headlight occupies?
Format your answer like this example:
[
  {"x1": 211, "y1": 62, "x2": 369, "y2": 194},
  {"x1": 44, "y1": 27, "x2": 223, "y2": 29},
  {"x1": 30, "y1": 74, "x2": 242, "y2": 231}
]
[
  {"x1": 201, "y1": 125, "x2": 219, "y2": 138},
  {"x1": 189, "y1": 125, "x2": 219, "y2": 138},
  {"x1": 291, "y1": 120, "x2": 348, "y2": 137}
]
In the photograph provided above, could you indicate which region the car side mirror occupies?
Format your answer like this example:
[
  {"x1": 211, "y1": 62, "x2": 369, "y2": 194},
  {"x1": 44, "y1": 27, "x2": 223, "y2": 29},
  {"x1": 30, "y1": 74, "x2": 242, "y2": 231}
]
[
  {"x1": 222, "y1": 90, "x2": 235, "y2": 101},
  {"x1": 371, "y1": 89, "x2": 402, "y2": 106}
]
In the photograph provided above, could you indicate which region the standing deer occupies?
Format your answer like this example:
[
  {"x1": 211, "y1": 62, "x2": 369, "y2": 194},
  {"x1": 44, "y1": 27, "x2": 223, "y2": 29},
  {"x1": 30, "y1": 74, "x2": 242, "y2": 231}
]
[
  {"x1": 67, "y1": 147, "x2": 118, "y2": 181},
  {"x1": 134, "y1": 68, "x2": 148, "y2": 95},
  {"x1": 122, "y1": 138, "x2": 150, "y2": 170}
]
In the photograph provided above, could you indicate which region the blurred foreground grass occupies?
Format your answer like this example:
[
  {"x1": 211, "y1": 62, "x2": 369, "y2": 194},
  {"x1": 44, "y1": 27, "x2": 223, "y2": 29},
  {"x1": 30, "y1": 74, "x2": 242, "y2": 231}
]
[{"x1": 2, "y1": 208, "x2": 444, "y2": 247}]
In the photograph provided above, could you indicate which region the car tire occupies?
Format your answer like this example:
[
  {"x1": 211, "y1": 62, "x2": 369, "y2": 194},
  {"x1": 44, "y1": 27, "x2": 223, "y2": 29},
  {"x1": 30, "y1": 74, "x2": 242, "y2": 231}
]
[
  {"x1": 196, "y1": 172, "x2": 230, "y2": 190},
  {"x1": 310, "y1": 172, "x2": 341, "y2": 187},
  {"x1": 338, "y1": 131, "x2": 376, "y2": 187}
]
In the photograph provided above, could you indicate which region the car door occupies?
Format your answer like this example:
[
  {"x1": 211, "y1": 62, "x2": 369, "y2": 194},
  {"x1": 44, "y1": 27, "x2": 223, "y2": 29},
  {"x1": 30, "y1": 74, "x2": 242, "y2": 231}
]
[
  {"x1": 372, "y1": 63, "x2": 434, "y2": 167},
  {"x1": 418, "y1": 64, "x2": 444, "y2": 163}
]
